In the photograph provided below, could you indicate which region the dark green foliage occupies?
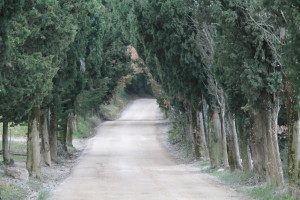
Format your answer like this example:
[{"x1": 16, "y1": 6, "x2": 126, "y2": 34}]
[
  {"x1": 1, "y1": 0, "x2": 133, "y2": 149},
  {"x1": 133, "y1": 0, "x2": 209, "y2": 110},
  {"x1": 212, "y1": 0, "x2": 283, "y2": 111},
  {"x1": 125, "y1": 73, "x2": 153, "y2": 96},
  {"x1": 0, "y1": 0, "x2": 24, "y2": 64},
  {"x1": 55, "y1": 0, "x2": 132, "y2": 120},
  {"x1": 0, "y1": 0, "x2": 62, "y2": 122},
  {"x1": 264, "y1": 0, "x2": 300, "y2": 93}
]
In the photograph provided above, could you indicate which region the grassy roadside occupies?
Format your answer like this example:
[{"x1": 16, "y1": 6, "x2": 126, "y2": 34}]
[
  {"x1": 167, "y1": 128, "x2": 294, "y2": 200},
  {"x1": 73, "y1": 86, "x2": 133, "y2": 139},
  {"x1": 99, "y1": 85, "x2": 133, "y2": 121},
  {"x1": 202, "y1": 164, "x2": 294, "y2": 200},
  {"x1": 0, "y1": 180, "x2": 28, "y2": 200}
]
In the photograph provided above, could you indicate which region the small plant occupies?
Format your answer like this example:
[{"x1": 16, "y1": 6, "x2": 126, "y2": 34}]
[
  {"x1": 77, "y1": 117, "x2": 93, "y2": 138},
  {"x1": 38, "y1": 189, "x2": 51, "y2": 200},
  {"x1": 218, "y1": 170, "x2": 254, "y2": 184},
  {"x1": 0, "y1": 183, "x2": 27, "y2": 200},
  {"x1": 180, "y1": 141, "x2": 193, "y2": 158},
  {"x1": 168, "y1": 129, "x2": 183, "y2": 144},
  {"x1": 72, "y1": 131, "x2": 81, "y2": 139},
  {"x1": 67, "y1": 145, "x2": 76, "y2": 153},
  {"x1": 247, "y1": 185, "x2": 295, "y2": 200},
  {"x1": 28, "y1": 179, "x2": 42, "y2": 190}
]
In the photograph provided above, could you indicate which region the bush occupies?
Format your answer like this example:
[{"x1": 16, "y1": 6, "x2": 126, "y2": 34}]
[{"x1": 168, "y1": 129, "x2": 183, "y2": 145}]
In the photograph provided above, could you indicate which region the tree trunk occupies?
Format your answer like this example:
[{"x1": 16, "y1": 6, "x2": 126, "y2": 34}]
[
  {"x1": 286, "y1": 83, "x2": 300, "y2": 197},
  {"x1": 237, "y1": 117, "x2": 253, "y2": 173},
  {"x1": 2, "y1": 120, "x2": 10, "y2": 164},
  {"x1": 288, "y1": 114, "x2": 300, "y2": 197},
  {"x1": 220, "y1": 107, "x2": 230, "y2": 169},
  {"x1": 208, "y1": 108, "x2": 222, "y2": 168},
  {"x1": 40, "y1": 113, "x2": 51, "y2": 166},
  {"x1": 227, "y1": 114, "x2": 242, "y2": 171},
  {"x1": 26, "y1": 106, "x2": 41, "y2": 178},
  {"x1": 49, "y1": 105, "x2": 58, "y2": 161},
  {"x1": 73, "y1": 114, "x2": 78, "y2": 133},
  {"x1": 269, "y1": 99, "x2": 284, "y2": 185},
  {"x1": 190, "y1": 108, "x2": 200, "y2": 158},
  {"x1": 66, "y1": 113, "x2": 75, "y2": 148},
  {"x1": 250, "y1": 97, "x2": 284, "y2": 186},
  {"x1": 202, "y1": 98, "x2": 209, "y2": 144},
  {"x1": 197, "y1": 111, "x2": 209, "y2": 158},
  {"x1": 245, "y1": 142, "x2": 253, "y2": 172}
]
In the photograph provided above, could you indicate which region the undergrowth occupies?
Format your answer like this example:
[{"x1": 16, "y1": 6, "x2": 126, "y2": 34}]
[
  {"x1": 168, "y1": 129, "x2": 182, "y2": 145},
  {"x1": 37, "y1": 189, "x2": 51, "y2": 200},
  {"x1": 0, "y1": 181, "x2": 27, "y2": 200},
  {"x1": 73, "y1": 116, "x2": 98, "y2": 139},
  {"x1": 99, "y1": 86, "x2": 132, "y2": 120},
  {"x1": 168, "y1": 128, "x2": 193, "y2": 159},
  {"x1": 208, "y1": 170, "x2": 254, "y2": 184},
  {"x1": 247, "y1": 185, "x2": 294, "y2": 200},
  {"x1": 204, "y1": 167, "x2": 294, "y2": 200}
]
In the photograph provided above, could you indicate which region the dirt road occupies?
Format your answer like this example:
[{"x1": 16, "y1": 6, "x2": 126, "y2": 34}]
[{"x1": 50, "y1": 99, "x2": 245, "y2": 200}]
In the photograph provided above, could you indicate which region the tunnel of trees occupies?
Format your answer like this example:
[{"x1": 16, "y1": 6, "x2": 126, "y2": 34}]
[{"x1": 1, "y1": 0, "x2": 300, "y2": 198}]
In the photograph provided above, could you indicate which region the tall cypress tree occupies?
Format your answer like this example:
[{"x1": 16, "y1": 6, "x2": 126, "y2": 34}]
[
  {"x1": 212, "y1": 0, "x2": 284, "y2": 185},
  {"x1": 50, "y1": 0, "x2": 132, "y2": 152},
  {"x1": 263, "y1": 0, "x2": 300, "y2": 195},
  {"x1": 0, "y1": 0, "x2": 24, "y2": 164}
]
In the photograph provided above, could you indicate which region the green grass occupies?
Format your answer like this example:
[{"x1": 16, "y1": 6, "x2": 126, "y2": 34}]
[
  {"x1": 28, "y1": 179, "x2": 42, "y2": 191},
  {"x1": 180, "y1": 141, "x2": 193, "y2": 159},
  {"x1": 99, "y1": 86, "x2": 132, "y2": 120},
  {"x1": 203, "y1": 167, "x2": 294, "y2": 200},
  {"x1": 209, "y1": 170, "x2": 254, "y2": 184},
  {"x1": 69, "y1": 85, "x2": 132, "y2": 143},
  {"x1": 75, "y1": 117, "x2": 94, "y2": 138},
  {"x1": 10, "y1": 155, "x2": 26, "y2": 162},
  {"x1": 167, "y1": 128, "x2": 193, "y2": 159},
  {"x1": 37, "y1": 189, "x2": 50, "y2": 200},
  {"x1": 168, "y1": 129, "x2": 183, "y2": 145},
  {"x1": 247, "y1": 185, "x2": 294, "y2": 200},
  {"x1": 0, "y1": 123, "x2": 27, "y2": 137},
  {"x1": 0, "y1": 141, "x2": 27, "y2": 154},
  {"x1": 0, "y1": 181, "x2": 28, "y2": 200},
  {"x1": 0, "y1": 122, "x2": 27, "y2": 162},
  {"x1": 0, "y1": 140, "x2": 27, "y2": 163},
  {"x1": 67, "y1": 145, "x2": 76, "y2": 153}
]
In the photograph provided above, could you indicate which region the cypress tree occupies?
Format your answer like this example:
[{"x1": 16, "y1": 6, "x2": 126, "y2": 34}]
[
  {"x1": 132, "y1": 0, "x2": 220, "y2": 164},
  {"x1": 0, "y1": 0, "x2": 24, "y2": 164},
  {"x1": 212, "y1": 0, "x2": 284, "y2": 185},
  {"x1": 263, "y1": 0, "x2": 300, "y2": 195},
  {"x1": 51, "y1": 0, "x2": 132, "y2": 152}
]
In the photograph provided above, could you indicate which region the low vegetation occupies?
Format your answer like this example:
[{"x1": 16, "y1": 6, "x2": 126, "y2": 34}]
[{"x1": 0, "y1": 181, "x2": 27, "y2": 200}]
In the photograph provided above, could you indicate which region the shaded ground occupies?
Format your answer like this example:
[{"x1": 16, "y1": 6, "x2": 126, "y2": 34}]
[{"x1": 50, "y1": 99, "x2": 247, "y2": 200}]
